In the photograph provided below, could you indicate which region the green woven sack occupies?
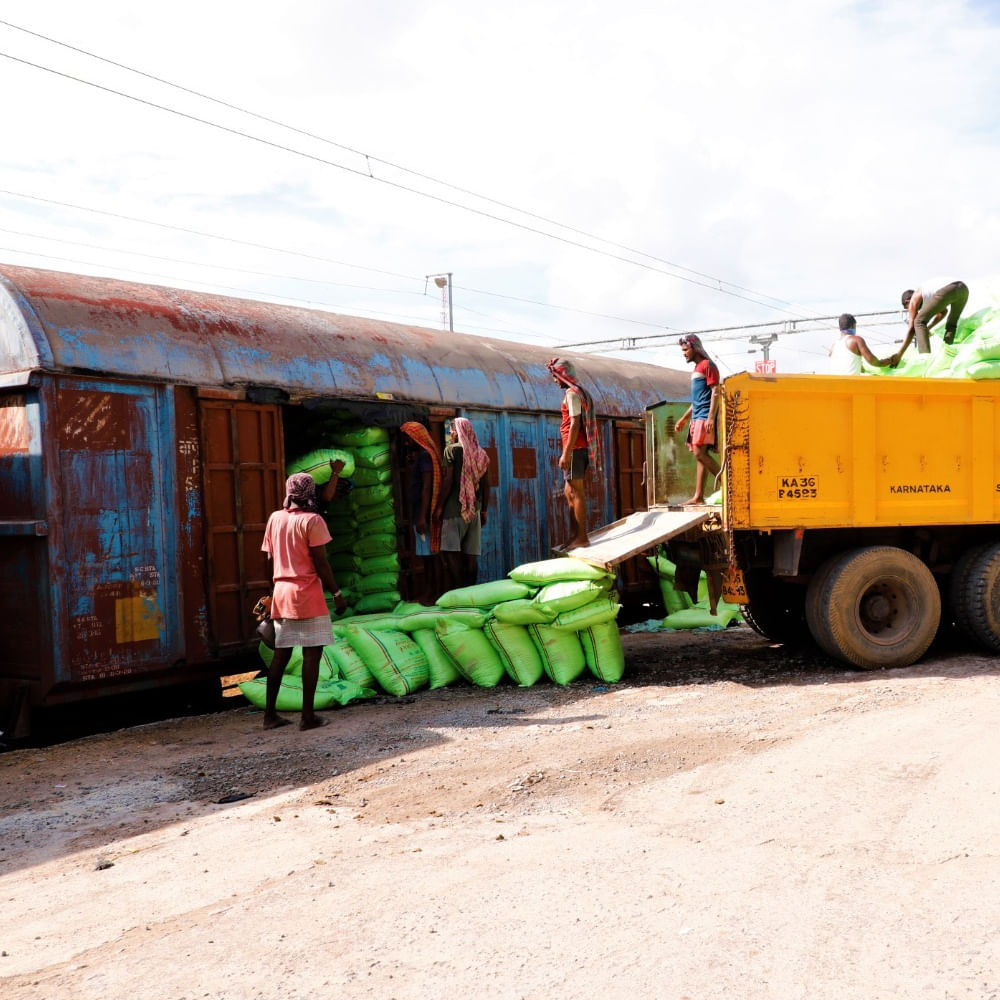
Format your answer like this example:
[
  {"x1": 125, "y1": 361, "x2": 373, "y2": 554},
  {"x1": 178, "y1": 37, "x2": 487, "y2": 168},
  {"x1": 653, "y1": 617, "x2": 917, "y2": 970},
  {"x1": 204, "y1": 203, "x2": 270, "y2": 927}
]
[
  {"x1": 491, "y1": 599, "x2": 557, "y2": 625},
  {"x1": 344, "y1": 627, "x2": 428, "y2": 696},
  {"x1": 286, "y1": 447, "x2": 356, "y2": 483},
  {"x1": 351, "y1": 484, "x2": 393, "y2": 507},
  {"x1": 241, "y1": 672, "x2": 376, "y2": 710},
  {"x1": 258, "y1": 642, "x2": 338, "y2": 681},
  {"x1": 394, "y1": 607, "x2": 487, "y2": 632},
  {"x1": 354, "y1": 534, "x2": 396, "y2": 558},
  {"x1": 350, "y1": 466, "x2": 393, "y2": 487},
  {"x1": 358, "y1": 571, "x2": 399, "y2": 595},
  {"x1": 324, "y1": 634, "x2": 375, "y2": 687},
  {"x1": 358, "y1": 513, "x2": 396, "y2": 535},
  {"x1": 528, "y1": 624, "x2": 586, "y2": 686},
  {"x1": 413, "y1": 627, "x2": 461, "y2": 689},
  {"x1": 483, "y1": 618, "x2": 544, "y2": 686},
  {"x1": 509, "y1": 558, "x2": 613, "y2": 586},
  {"x1": 662, "y1": 604, "x2": 743, "y2": 629},
  {"x1": 333, "y1": 426, "x2": 390, "y2": 448},
  {"x1": 355, "y1": 590, "x2": 401, "y2": 614},
  {"x1": 436, "y1": 621, "x2": 505, "y2": 687},
  {"x1": 551, "y1": 597, "x2": 621, "y2": 631},
  {"x1": 327, "y1": 532, "x2": 357, "y2": 555},
  {"x1": 328, "y1": 552, "x2": 361, "y2": 573},
  {"x1": 361, "y1": 553, "x2": 400, "y2": 575},
  {"x1": 356, "y1": 500, "x2": 395, "y2": 526},
  {"x1": 534, "y1": 579, "x2": 612, "y2": 614},
  {"x1": 437, "y1": 579, "x2": 533, "y2": 608},
  {"x1": 579, "y1": 621, "x2": 626, "y2": 683},
  {"x1": 354, "y1": 443, "x2": 392, "y2": 469}
]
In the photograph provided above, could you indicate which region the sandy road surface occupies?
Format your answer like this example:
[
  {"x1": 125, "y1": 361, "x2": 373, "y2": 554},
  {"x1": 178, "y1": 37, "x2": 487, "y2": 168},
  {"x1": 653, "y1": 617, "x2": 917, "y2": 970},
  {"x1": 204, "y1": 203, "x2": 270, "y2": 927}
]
[{"x1": 2, "y1": 626, "x2": 1000, "y2": 1000}]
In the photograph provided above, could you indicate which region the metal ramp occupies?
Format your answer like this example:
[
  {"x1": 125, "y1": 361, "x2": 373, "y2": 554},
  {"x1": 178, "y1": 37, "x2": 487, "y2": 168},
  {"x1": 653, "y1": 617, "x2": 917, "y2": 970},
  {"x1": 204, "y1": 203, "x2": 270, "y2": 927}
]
[{"x1": 557, "y1": 506, "x2": 716, "y2": 570}]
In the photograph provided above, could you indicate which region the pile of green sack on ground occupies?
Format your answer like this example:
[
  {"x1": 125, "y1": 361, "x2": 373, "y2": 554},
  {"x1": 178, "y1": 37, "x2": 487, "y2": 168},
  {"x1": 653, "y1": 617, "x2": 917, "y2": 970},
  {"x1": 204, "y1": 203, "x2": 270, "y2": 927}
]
[
  {"x1": 240, "y1": 557, "x2": 627, "y2": 711},
  {"x1": 865, "y1": 300, "x2": 1000, "y2": 380},
  {"x1": 648, "y1": 554, "x2": 743, "y2": 629},
  {"x1": 285, "y1": 424, "x2": 400, "y2": 619}
]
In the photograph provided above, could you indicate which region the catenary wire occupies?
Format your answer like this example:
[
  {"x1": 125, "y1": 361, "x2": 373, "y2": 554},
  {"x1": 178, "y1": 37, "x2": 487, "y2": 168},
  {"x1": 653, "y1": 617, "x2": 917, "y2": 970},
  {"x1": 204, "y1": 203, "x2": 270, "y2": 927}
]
[
  {"x1": 0, "y1": 45, "x2": 814, "y2": 319},
  {"x1": 0, "y1": 17, "x2": 816, "y2": 318}
]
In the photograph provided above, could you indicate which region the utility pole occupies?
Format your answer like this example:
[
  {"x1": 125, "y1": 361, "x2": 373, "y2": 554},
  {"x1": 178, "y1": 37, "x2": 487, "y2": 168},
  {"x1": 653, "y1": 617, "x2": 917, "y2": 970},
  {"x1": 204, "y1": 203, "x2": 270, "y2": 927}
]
[
  {"x1": 427, "y1": 273, "x2": 453, "y2": 332},
  {"x1": 749, "y1": 332, "x2": 778, "y2": 361}
]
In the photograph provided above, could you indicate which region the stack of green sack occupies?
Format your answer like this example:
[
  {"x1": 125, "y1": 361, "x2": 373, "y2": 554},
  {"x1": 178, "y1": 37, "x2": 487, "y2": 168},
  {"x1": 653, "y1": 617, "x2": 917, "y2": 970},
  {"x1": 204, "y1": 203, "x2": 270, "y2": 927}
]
[
  {"x1": 490, "y1": 558, "x2": 626, "y2": 685},
  {"x1": 241, "y1": 557, "x2": 629, "y2": 711},
  {"x1": 865, "y1": 300, "x2": 1000, "y2": 380},
  {"x1": 287, "y1": 424, "x2": 399, "y2": 619},
  {"x1": 648, "y1": 554, "x2": 743, "y2": 629}
]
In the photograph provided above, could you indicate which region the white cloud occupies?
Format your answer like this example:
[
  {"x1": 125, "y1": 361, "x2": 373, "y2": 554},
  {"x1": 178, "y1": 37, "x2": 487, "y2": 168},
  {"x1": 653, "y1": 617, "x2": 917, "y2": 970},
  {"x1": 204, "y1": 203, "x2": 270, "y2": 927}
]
[{"x1": 1, "y1": 0, "x2": 998, "y2": 373}]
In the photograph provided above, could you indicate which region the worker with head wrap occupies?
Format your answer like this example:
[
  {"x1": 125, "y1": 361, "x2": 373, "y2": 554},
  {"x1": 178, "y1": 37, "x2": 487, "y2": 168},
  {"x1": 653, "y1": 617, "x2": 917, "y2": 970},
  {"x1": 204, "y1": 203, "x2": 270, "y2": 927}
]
[
  {"x1": 400, "y1": 420, "x2": 444, "y2": 604},
  {"x1": 547, "y1": 357, "x2": 600, "y2": 550},
  {"x1": 259, "y1": 470, "x2": 346, "y2": 731},
  {"x1": 439, "y1": 417, "x2": 491, "y2": 590}
]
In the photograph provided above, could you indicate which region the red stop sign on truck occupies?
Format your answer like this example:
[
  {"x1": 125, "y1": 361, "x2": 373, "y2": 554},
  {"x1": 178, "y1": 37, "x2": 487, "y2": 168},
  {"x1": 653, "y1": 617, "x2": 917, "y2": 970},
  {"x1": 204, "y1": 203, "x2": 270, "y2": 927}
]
[{"x1": 755, "y1": 359, "x2": 777, "y2": 374}]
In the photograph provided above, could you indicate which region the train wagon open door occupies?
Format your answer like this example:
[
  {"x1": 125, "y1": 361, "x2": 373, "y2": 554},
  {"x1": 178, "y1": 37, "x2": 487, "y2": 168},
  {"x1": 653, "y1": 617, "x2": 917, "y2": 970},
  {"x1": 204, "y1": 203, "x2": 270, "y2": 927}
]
[{"x1": 199, "y1": 398, "x2": 284, "y2": 652}]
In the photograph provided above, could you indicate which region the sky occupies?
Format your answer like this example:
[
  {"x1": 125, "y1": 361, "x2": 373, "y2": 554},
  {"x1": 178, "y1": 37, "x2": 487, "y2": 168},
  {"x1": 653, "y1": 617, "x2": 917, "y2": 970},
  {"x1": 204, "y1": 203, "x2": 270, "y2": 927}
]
[{"x1": 1, "y1": 0, "x2": 999, "y2": 376}]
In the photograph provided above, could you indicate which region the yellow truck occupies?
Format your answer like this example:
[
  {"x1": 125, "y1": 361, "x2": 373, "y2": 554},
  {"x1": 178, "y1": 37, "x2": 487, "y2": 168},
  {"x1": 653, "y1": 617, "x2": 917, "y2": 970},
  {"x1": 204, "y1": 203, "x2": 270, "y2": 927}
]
[{"x1": 577, "y1": 372, "x2": 1000, "y2": 669}]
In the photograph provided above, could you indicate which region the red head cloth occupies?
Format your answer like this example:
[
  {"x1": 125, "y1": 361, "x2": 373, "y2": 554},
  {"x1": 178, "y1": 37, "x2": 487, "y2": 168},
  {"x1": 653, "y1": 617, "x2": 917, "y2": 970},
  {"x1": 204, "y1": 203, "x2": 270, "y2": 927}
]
[
  {"x1": 546, "y1": 356, "x2": 602, "y2": 475},
  {"x1": 401, "y1": 421, "x2": 444, "y2": 552},
  {"x1": 452, "y1": 417, "x2": 489, "y2": 523}
]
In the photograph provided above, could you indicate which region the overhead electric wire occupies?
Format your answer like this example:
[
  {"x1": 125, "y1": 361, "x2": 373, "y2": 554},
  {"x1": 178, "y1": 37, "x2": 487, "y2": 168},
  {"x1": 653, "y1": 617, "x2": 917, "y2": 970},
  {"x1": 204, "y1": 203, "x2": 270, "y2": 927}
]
[
  {"x1": 0, "y1": 16, "x2": 806, "y2": 317},
  {"x1": 0, "y1": 36, "x2": 813, "y2": 319},
  {"x1": 0, "y1": 189, "x2": 675, "y2": 330}
]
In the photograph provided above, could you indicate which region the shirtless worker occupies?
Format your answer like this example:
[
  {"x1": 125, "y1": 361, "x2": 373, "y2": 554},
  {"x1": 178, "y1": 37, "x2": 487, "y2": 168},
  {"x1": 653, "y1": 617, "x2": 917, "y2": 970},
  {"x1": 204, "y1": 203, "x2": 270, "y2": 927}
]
[
  {"x1": 897, "y1": 280, "x2": 969, "y2": 358},
  {"x1": 829, "y1": 313, "x2": 897, "y2": 373}
]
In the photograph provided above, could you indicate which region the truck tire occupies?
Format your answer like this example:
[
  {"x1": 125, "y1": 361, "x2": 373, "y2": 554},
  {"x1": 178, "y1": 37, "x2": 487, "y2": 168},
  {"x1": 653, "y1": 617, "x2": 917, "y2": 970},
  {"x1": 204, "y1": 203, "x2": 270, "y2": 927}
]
[
  {"x1": 808, "y1": 546, "x2": 939, "y2": 669},
  {"x1": 948, "y1": 544, "x2": 990, "y2": 642},
  {"x1": 805, "y1": 552, "x2": 853, "y2": 660},
  {"x1": 739, "y1": 570, "x2": 810, "y2": 645},
  {"x1": 951, "y1": 543, "x2": 1000, "y2": 653}
]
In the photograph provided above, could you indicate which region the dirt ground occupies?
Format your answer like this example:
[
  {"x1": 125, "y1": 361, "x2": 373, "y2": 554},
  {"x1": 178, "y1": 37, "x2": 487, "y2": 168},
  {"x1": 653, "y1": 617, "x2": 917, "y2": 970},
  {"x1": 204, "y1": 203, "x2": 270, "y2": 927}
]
[{"x1": 2, "y1": 623, "x2": 1000, "y2": 1000}]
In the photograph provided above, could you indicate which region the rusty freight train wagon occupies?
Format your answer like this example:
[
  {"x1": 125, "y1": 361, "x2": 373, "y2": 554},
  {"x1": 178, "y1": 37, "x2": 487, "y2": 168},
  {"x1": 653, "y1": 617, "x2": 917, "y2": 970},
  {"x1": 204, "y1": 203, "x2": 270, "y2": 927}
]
[{"x1": 0, "y1": 264, "x2": 695, "y2": 732}]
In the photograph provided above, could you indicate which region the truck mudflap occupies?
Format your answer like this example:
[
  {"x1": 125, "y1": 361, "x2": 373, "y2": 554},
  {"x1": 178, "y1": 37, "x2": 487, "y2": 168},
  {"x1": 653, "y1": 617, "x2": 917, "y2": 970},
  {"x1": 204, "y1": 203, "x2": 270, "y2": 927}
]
[{"x1": 560, "y1": 506, "x2": 716, "y2": 571}]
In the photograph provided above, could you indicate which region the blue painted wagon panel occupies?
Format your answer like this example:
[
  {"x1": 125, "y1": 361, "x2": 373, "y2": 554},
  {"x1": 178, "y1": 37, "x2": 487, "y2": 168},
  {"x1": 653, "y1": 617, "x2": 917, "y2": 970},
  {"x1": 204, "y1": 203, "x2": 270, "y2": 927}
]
[
  {"x1": 53, "y1": 380, "x2": 178, "y2": 685},
  {"x1": 502, "y1": 412, "x2": 549, "y2": 571}
]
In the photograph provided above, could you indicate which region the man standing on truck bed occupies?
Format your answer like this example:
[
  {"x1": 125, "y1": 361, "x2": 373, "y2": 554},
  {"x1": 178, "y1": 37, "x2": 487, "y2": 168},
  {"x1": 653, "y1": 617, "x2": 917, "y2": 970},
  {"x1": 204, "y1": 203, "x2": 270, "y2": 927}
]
[
  {"x1": 829, "y1": 313, "x2": 897, "y2": 373},
  {"x1": 898, "y1": 280, "x2": 969, "y2": 356},
  {"x1": 675, "y1": 334, "x2": 721, "y2": 506},
  {"x1": 548, "y1": 356, "x2": 600, "y2": 549}
]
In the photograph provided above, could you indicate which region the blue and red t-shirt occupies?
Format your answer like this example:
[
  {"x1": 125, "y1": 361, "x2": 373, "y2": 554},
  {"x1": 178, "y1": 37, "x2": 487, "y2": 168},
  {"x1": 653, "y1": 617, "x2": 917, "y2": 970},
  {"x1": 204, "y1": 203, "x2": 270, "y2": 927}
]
[{"x1": 690, "y1": 358, "x2": 720, "y2": 420}]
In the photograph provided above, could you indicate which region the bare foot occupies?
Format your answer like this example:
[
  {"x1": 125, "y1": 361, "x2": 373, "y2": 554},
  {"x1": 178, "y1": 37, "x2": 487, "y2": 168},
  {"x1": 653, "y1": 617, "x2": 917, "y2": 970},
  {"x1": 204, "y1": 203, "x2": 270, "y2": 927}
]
[
  {"x1": 299, "y1": 716, "x2": 329, "y2": 732},
  {"x1": 569, "y1": 536, "x2": 590, "y2": 549},
  {"x1": 262, "y1": 716, "x2": 292, "y2": 730},
  {"x1": 681, "y1": 497, "x2": 705, "y2": 506}
]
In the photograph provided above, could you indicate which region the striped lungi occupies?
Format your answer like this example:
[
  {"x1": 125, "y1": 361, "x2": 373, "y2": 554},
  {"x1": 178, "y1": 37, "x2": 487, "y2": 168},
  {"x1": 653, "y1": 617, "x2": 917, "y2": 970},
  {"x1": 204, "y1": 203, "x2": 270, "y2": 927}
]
[{"x1": 273, "y1": 615, "x2": 333, "y2": 648}]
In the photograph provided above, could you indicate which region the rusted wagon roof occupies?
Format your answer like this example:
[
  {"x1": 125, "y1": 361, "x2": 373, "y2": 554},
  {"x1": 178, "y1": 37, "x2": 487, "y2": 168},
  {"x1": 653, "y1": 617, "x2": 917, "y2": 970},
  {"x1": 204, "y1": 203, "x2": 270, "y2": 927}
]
[{"x1": 0, "y1": 264, "x2": 686, "y2": 415}]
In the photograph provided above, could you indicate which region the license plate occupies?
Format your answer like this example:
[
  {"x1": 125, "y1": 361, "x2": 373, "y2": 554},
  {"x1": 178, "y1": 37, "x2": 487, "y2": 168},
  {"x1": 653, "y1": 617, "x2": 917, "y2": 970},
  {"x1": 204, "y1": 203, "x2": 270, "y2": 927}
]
[{"x1": 722, "y1": 565, "x2": 747, "y2": 604}]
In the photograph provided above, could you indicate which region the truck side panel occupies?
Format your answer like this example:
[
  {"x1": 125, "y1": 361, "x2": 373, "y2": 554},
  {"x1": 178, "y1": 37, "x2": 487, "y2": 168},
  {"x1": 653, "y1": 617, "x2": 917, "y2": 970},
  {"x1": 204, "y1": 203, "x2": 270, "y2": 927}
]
[{"x1": 723, "y1": 373, "x2": 1000, "y2": 530}]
